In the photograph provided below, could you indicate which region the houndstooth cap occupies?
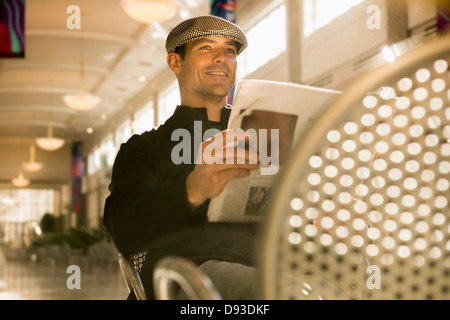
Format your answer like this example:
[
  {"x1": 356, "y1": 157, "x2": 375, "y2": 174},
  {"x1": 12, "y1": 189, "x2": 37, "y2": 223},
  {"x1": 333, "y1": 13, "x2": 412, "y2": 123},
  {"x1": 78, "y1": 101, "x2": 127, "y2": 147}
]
[{"x1": 165, "y1": 15, "x2": 248, "y2": 55}]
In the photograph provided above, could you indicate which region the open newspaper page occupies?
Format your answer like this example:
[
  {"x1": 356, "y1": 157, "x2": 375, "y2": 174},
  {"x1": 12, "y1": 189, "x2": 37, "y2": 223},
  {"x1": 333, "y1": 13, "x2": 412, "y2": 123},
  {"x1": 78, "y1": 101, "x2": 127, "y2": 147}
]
[{"x1": 207, "y1": 79, "x2": 341, "y2": 223}]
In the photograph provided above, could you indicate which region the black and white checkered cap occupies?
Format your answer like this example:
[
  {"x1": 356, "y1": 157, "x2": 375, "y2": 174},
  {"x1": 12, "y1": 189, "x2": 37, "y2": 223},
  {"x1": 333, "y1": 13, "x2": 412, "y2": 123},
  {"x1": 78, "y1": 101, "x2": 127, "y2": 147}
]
[{"x1": 165, "y1": 15, "x2": 248, "y2": 55}]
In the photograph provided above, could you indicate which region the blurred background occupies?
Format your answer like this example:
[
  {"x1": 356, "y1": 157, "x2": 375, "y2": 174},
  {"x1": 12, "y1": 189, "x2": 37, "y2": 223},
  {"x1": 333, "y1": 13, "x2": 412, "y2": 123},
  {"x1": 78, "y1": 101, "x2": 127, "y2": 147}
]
[{"x1": 0, "y1": 0, "x2": 447, "y2": 299}]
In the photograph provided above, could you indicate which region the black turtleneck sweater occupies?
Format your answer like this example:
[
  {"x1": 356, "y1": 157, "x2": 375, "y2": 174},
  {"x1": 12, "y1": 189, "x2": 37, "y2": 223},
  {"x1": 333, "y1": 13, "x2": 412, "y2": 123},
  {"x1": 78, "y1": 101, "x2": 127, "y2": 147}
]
[{"x1": 103, "y1": 105, "x2": 258, "y2": 299}]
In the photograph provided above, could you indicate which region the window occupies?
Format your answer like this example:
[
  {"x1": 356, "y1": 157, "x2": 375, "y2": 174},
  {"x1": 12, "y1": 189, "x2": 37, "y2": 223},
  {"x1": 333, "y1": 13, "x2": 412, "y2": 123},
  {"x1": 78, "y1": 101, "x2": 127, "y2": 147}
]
[
  {"x1": 99, "y1": 136, "x2": 116, "y2": 177},
  {"x1": 115, "y1": 119, "x2": 133, "y2": 147},
  {"x1": 0, "y1": 189, "x2": 55, "y2": 223},
  {"x1": 158, "y1": 84, "x2": 180, "y2": 126},
  {"x1": 303, "y1": 0, "x2": 365, "y2": 37},
  {"x1": 87, "y1": 146, "x2": 101, "y2": 176},
  {"x1": 0, "y1": 189, "x2": 57, "y2": 248},
  {"x1": 237, "y1": 4, "x2": 286, "y2": 78},
  {"x1": 133, "y1": 102, "x2": 155, "y2": 134}
]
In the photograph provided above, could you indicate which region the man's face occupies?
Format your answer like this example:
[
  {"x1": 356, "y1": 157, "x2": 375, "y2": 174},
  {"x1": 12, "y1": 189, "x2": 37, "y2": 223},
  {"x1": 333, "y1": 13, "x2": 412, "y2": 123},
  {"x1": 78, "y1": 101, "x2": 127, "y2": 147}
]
[{"x1": 177, "y1": 37, "x2": 238, "y2": 101}]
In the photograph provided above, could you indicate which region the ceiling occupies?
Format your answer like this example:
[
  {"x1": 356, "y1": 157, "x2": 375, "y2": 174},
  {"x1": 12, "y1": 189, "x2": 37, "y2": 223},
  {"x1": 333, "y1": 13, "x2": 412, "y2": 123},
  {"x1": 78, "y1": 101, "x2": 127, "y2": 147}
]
[{"x1": 0, "y1": 0, "x2": 212, "y2": 144}]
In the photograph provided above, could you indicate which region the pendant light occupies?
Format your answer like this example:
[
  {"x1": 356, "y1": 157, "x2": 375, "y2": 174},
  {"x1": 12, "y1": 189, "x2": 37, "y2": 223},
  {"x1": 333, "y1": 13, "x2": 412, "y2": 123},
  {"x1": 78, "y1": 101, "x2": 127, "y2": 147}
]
[
  {"x1": 36, "y1": 113, "x2": 65, "y2": 151},
  {"x1": 63, "y1": 59, "x2": 101, "y2": 111},
  {"x1": 120, "y1": 0, "x2": 178, "y2": 24},
  {"x1": 22, "y1": 142, "x2": 44, "y2": 172},
  {"x1": 63, "y1": 22, "x2": 101, "y2": 111},
  {"x1": 12, "y1": 168, "x2": 30, "y2": 188}
]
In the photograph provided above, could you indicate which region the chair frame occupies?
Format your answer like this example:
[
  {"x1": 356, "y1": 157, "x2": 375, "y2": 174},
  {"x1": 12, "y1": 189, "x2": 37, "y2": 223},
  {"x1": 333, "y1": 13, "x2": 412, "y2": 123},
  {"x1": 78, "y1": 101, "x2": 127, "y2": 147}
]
[
  {"x1": 118, "y1": 253, "x2": 148, "y2": 300},
  {"x1": 153, "y1": 256, "x2": 222, "y2": 300}
]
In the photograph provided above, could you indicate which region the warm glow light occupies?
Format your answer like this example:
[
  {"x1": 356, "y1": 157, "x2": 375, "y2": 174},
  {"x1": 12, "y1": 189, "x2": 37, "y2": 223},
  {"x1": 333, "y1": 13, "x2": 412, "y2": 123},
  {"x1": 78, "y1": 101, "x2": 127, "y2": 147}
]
[
  {"x1": 36, "y1": 137, "x2": 65, "y2": 151},
  {"x1": 0, "y1": 197, "x2": 14, "y2": 206},
  {"x1": 63, "y1": 93, "x2": 101, "y2": 111},
  {"x1": 22, "y1": 162, "x2": 44, "y2": 172},
  {"x1": 33, "y1": 221, "x2": 42, "y2": 236},
  {"x1": 63, "y1": 60, "x2": 101, "y2": 111},
  {"x1": 303, "y1": 0, "x2": 365, "y2": 37},
  {"x1": 12, "y1": 170, "x2": 30, "y2": 188},
  {"x1": 22, "y1": 144, "x2": 43, "y2": 172},
  {"x1": 382, "y1": 46, "x2": 396, "y2": 63},
  {"x1": 120, "y1": 0, "x2": 178, "y2": 24},
  {"x1": 36, "y1": 115, "x2": 65, "y2": 151}
]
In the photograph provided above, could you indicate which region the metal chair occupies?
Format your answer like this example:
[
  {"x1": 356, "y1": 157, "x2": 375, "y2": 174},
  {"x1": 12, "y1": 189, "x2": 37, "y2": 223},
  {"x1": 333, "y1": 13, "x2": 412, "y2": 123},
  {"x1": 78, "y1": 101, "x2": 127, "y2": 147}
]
[
  {"x1": 153, "y1": 256, "x2": 222, "y2": 300},
  {"x1": 259, "y1": 33, "x2": 450, "y2": 300},
  {"x1": 118, "y1": 252, "x2": 148, "y2": 300}
]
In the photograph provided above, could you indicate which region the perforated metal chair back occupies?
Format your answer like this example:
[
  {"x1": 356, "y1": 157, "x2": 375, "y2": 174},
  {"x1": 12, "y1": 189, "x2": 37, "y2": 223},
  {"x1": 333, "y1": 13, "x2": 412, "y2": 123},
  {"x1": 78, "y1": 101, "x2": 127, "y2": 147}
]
[
  {"x1": 260, "y1": 33, "x2": 450, "y2": 300},
  {"x1": 153, "y1": 256, "x2": 222, "y2": 300},
  {"x1": 118, "y1": 252, "x2": 148, "y2": 300}
]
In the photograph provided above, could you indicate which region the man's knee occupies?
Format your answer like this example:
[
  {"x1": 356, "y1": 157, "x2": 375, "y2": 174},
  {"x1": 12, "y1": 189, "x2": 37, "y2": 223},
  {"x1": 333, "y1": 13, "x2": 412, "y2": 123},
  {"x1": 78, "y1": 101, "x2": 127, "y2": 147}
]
[{"x1": 199, "y1": 260, "x2": 259, "y2": 300}]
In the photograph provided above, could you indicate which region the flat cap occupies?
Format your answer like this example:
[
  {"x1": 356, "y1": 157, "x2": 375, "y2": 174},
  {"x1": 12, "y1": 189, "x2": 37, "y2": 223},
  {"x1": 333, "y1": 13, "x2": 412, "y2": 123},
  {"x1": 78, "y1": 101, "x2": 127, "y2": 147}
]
[{"x1": 165, "y1": 15, "x2": 248, "y2": 55}]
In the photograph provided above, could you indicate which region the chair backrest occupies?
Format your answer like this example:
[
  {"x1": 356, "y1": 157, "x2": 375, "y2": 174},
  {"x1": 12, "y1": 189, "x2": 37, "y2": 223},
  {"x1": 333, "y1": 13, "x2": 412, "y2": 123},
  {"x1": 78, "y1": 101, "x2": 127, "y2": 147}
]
[
  {"x1": 259, "y1": 33, "x2": 450, "y2": 300},
  {"x1": 153, "y1": 256, "x2": 222, "y2": 300},
  {"x1": 118, "y1": 253, "x2": 148, "y2": 300}
]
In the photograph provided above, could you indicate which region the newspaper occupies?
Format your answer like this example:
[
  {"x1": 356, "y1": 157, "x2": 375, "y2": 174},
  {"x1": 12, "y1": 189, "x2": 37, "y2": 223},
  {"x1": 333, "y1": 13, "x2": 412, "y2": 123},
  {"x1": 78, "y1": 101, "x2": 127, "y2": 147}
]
[{"x1": 207, "y1": 79, "x2": 341, "y2": 223}]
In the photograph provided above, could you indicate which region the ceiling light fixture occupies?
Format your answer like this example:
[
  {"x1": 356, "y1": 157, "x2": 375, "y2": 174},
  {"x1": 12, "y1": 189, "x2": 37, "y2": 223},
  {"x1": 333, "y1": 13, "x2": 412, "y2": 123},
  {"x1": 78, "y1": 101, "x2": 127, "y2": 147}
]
[
  {"x1": 63, "y1": 60, "x2": 101, "y2": 111},
  {"x1": 12, "y1": 169, "x2": 30, "y2": 188},
  {"x1": 22, "y1": 143, "x2": 44, "y2": 172},
  {"x1": 120, "y1": 0, "x2": 178, "y2": 24},
  {"x1": 36, "y1": 114, "x2": 65, "y2": 151}
]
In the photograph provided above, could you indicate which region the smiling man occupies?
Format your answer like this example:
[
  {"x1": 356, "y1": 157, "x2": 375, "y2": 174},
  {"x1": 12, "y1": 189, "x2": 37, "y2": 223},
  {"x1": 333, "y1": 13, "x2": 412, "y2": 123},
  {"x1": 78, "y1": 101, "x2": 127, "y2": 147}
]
[
  {"x1": 103, "y1": 16, "x2": 260, "y2": 300},
  {"x1": 165, "y1": 16, "x2": 244, "y2": 122},
  {"x1": 169, "y1": 37, "x2": 238, "y2": 116}
]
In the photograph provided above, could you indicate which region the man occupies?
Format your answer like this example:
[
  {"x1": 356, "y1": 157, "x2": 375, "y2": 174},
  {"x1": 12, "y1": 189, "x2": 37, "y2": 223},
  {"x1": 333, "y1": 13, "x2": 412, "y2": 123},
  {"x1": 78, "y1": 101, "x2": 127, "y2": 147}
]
[{"x1": 103, "y1": 15, "x2": 260, "y2": 300}]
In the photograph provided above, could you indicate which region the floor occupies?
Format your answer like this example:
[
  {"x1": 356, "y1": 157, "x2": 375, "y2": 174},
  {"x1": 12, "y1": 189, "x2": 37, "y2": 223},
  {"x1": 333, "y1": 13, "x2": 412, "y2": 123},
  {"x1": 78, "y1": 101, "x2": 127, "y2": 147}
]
[{"x1": 0, "y1": 255, "x2": 129, "y2": 300}]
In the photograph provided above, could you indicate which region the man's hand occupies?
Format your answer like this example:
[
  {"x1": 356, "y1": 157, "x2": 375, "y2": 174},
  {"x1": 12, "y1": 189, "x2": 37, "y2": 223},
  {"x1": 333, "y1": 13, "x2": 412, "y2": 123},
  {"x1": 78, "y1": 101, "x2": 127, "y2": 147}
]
[{"x1": 186, "y1": 130, "x2": 260, "y2": 209}]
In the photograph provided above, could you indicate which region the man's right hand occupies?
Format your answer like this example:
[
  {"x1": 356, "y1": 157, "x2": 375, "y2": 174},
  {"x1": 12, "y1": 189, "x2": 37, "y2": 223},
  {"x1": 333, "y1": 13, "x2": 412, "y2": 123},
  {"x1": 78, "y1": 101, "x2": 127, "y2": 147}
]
[{"x1": 186, "y1": 130, "x2": 260, "y2": 210}]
